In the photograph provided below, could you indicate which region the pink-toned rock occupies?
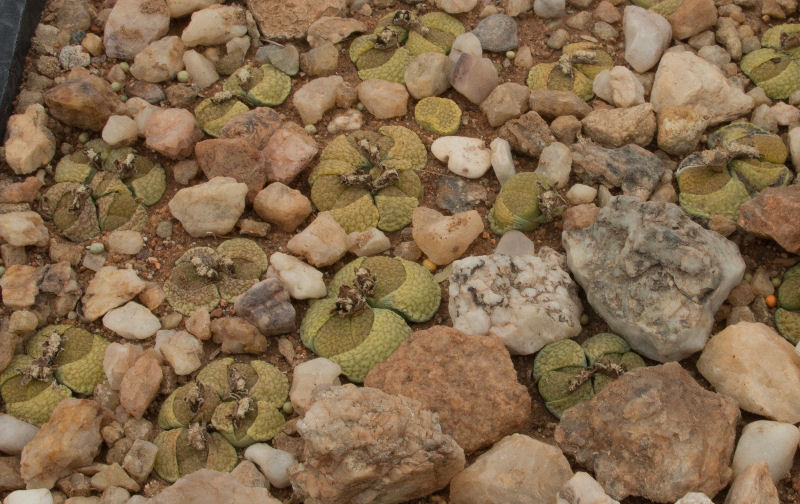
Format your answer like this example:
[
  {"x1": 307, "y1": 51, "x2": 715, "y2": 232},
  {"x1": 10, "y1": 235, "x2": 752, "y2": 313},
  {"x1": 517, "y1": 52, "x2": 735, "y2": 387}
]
[
  {"x1": 555, "y1": 362, "x2": 739, "y2": 502},
  {"x1": 666, "y1": 0, "x2": 717, "y2": 40},
  {"x1": 365, "y1": 326, "x2": 530, "y2": 452},
  {"x1": 479, "y1": 83, "x2": 530, "y2": 127},
  {"x1": 357, "y1": 79, "x2": 409, "y2": 119},
  {"x1": 253, "y1": 183, "x2": 313, "y2": 233},
  {"x1": 0, "y1": 177, "x2": 43, "y2": 204},
  {"x1": 81, "y1": 266, "x2": 147, "y2": 321},
  {"x1": 43, "y1": 69, "x2": 125, "y2": 130},
  {"x1": 411, "y1": 207, "x2": 483, "y2": 265},
  {"x1": 737, "y1": 185, "x2": 800, "y2": 254},
  {"x1": 0, "y1": 211, "x2": 48, "y2": 247},
  {"x1": 562, "y1": 203, "x2": 600, "y2": 232},
  {"x1": 288, "y1": 384, "x2": 465, "y2": 504},
  {"x1": 130, "y1": 36, "x2": 185, "y2": 83},
  {"x1": 0, "y1": 265, "x2": 40, "y2": 309},
  {"x1": 185, "y1": 308, "x2": 211, "y2": 340},
  {"x1": 3, "y1": 105, "x2": 55, "y2": 175},
  {"x1": 264, "y1": 123, "x2": 318, "y2": 184},
  {"x1": 168, "y1": 177, "x2": 248, "y2": 237},
  {"x1": 286, "y1": 212, "x2": 348, "y2": 267},
  {"x1": 449, "y1": 53, "x2": 500, "y2": 104},
  {"x1": 195, "y1": 137, "x2": 266, "y2": 201},
  {"x1": 103, "y1": 0, "x2": 170, "y2": 59},
  {"x1": 20, "y1": 399, "x2": 105, "y2": 489},
  {"x1": 210, "y1": 317, "x2": 268, "y2": 354},
  {"x1": 119, "y1": 350, "x2": 163, "y2": 419},
  {"x1": 149, "y1": 469, "x2": 281, "y2": 504},
  {"x1": 293, "y1": 75, "x2": 344, "y2": 125},
  {"x1": 219, "y1": 107, "x2": 282, "y2": 149},
  {"x1": 145, "y1": 108, "x2": 203, "y2": 159}
]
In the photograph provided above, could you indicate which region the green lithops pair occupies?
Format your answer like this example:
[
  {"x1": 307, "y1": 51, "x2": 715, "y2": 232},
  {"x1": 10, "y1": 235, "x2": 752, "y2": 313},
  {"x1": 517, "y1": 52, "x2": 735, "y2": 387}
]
[
  {"x1": 488, "y1": 172, "x2": 556, "y2": 235},
  {"x1": 740, "y1": 24, "x2": 800, "y2": 99},
  {"x1": 526, "y1": 42, "x2": 612, "y2": 101},
  {"x1": 163, "y1": 238, "x2": 269, "y2": 316},
  {"x1": 533, "y1": 333, "x2": 645, "y2": 418},
  {"x1": 349, "y1": 10, "x2": 464, "y2": 83},
  {"x1": 776, "y1": 264, "x2": 800, "y2": 345},
  {"x1": 223, "y1": 64, "x2": 292, "y2": 107},
  {"x1": 43, "y1": 141, "x2": 164, "y2": 242},
  {"x1": 154, "y1": 358, "x2": 289, "y2": 482},
  {"x1": 195, "y1": 95, "x2": 251, "y2": 137},
  {"x1": 677, "y1": 122, "x2": 792, "y2": 220},
  {"x1": 309, "y1": 126, "x2": 427, "y2": 233},
  {"x1": 0, "y1": 325, "x2": 109, "y2": 425},
  {"x1": 414, "y1": 97, "x2": 462, "y2": 135},
  {"x1": 300, "y1": 256, "x2": 440, "y2": 382}
]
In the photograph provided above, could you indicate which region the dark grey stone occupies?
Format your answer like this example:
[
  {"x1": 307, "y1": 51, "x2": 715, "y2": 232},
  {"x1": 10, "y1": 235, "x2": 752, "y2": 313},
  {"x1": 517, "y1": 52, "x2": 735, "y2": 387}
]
[{"x1": 471, "y1": 14, "x2": 518, "y2": 52}]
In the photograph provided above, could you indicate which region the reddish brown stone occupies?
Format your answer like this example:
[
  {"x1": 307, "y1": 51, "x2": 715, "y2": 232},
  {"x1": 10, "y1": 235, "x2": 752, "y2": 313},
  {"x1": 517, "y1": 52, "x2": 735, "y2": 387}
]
[
  {"x1": 365, "y1": 325, "x2": 531, "y2": 452},
  {"x1": 263, "y1": 122, "x2": 319, "y2": 185},
  {"x1": 667, "y1": 0, "x2": 717, "y2": 39},
  {"x1": 195, "y1": 138, "x2": 267, "y2": 202},
  {"x1": 562, "y1": 203, "x2": 600, "y2": 232},
  {"x1": 738, "y1": 185, "x2": 800, "y2": 254},
  {"x1": 119, "y1": 350, "x2": 162, "y2": 419},
  {"x1": 219, "y1": 107, "x2": 283, "y2": 149},
  {"x1": 555, "y1": 362, "x2": 739, "y2": 502},
  {"x1": 0, "y1": 177, "x2": 43, "y2": 203},
  {"x1": 43, "y1": 69, "x2": 125, "y2": 130}
]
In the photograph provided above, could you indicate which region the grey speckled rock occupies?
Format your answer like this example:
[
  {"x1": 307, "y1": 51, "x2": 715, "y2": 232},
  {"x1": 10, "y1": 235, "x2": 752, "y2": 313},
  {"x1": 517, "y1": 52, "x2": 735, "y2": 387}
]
[
  {"x1": 570, "y1": 143, "x2": 665, "y2": 201},
  {"x1": 563, "y1": 196, "x2": 745, "y2": 362},
  {"x1": 471, "y1": 14, "x2": 518, "y2": 52}
]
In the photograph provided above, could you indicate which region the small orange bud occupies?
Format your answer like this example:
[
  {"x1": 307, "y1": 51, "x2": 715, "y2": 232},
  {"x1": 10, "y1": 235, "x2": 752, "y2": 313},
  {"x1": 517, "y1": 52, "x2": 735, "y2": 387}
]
[
  {"x1": 422, "y1": 258, "x2": 437, "y2": 272},
  {"x1": 765, "y1": 295, "x2": 777, "y2": 308}
]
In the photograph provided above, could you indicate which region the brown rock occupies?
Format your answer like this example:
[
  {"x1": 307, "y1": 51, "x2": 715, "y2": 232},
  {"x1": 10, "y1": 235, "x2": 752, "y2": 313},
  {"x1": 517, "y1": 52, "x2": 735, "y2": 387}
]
[
  {"x1": 144, "y1": 108, "x2": 203, "y2": 159},
  {"x1": 497, "y1": 111, "x2": 556, "y2": 158},
  {"x1": 0, "y1": 177, "x2": 43, "y2": 203},
  {"x1": 288, "y1": 384, "x2": 465, "y2": 504},
  {"x1": 20, "y1": 399, "x2": 105, "y2": 489},
  {"x1": 210, "y1": 317, "x2": 269, "y2": 354},
  {"x1": 555, "y1": 362, "x2": 740, "y2": 502},
  {"x1": 727, "y1": 282, "x2": 755, "y2": 307},
  {"x1": 411, "y1": 207, "x2": 484, "y2": 265},
  {"x1": 263, "y1": 123, "x2": 319, "y2": 185},
  {"x1": 246, "y1": 0, "x2": 347, "y2": 40},
  {"x1": 529, "y1": 90, "x2": 592, "y2": 120},
  {"x1": 581, "y1": 103, "x2": 657, "y2": 148},
  {"x1": 151, "y1": 470, "x2": 280, "y2": 503},
  {"x1": 550, "y1": 115, "x2": 582, "y2": 144},
  {"x1": 3, "y1": 105, "x2": 55, "y2": 175},
  {"x1": 185, "y1": 308, "x2": 211, "y2": 340},
  {"x1": 0, "y1": 331, "x2": 16, "y2": 373},
  {"x1": 479, "y1": 82, "x2": 530, "y2": 128},
  {"x1": 43, "y1": 69, "x2": 125, "y2": 130},
  {"x1": 667, "y1": 0, "x2": 718, "y2": 40},
  {"x1": 365, "y1": 326, "x2": 530, "y2": 452},
  {"x1": 195, "y1": 137, "x2": 266, "y2": 202},
  {"x1": 0, "y1": 265, "x2": 40, "y2": 309},
  {"x1": 219, "y1": 107, "x2": 282, "y2": 149},
  {"x1": 300, "y1": 43, "x2": 339, "y2": 76},
  {"x1": 562, "y1": 203, "x2": 600, "y2": 231},
  {"x1": 0, "y1": 456, "x2": 23, "y2": 491},
  {"x1": 737, "y1": 185, "x2": 800, "y2": 254},
  {"x1": 253, "y1": 182, "x2": 313, "y2": 232},
  {"x1": 119, "y1": 351, "x2": 163, "y2": 419},
  {"x1": 724, "y1": 461, "x2": 780, "y2": 504},
  {"x1": 307, "y1": 16, "x2": 366, "y2": 47}
]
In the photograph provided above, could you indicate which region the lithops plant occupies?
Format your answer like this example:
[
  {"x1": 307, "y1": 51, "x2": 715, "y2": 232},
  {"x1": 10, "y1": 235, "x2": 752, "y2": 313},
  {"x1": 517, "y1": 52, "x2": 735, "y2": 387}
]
[
  {"x1": 223, "y1": 64, "x2": 292, "y2": 107},
  {"x1": 762, "y1": 23, "x2": 800, "y2": 59},
  {"x1": 414, "y1": 97, "x2": 462, "y2": 135},
  {"x1": 43, "y1": 141, "x2": 163, "y2": 242},
  {"x1": 152, "y1": 426, "x2": 238, "y2": 483},
  {"x1": 740, "y1": 48, "x2": 800, "y2": 99},
  {"x1": 0, "y1": 325, "x2": 109, "y2": 425},
  {"x1": 163, "y1": 238, "x2": 269, "y2": 315},
  {"x1": 526, "y1": 42, "x2": 612, "y2": 101},
  {"x1": 776, "y1": 264, "x2": 800, "y2": 344},
  {"x1": 676, "y1": 122, "x2": 792, "y2": 220},
  {"x1": 194, "y1": 93, "x2": 251, "y2": 137},
  {"x1": 533, "y1": 333, "x2": 645, "y2": 418},
  {"x1": 349, "y1": 10, "x2": 464, "y2": 83},
  {"x1": 309, "y1": 125, "x2": 427, "y2": 233},
  {"x1": 488, "y1": 172, "x2": 559, "y2": 235},
  {"x1": 300, "y1": 256, "x2": 440, "y2": 382}
]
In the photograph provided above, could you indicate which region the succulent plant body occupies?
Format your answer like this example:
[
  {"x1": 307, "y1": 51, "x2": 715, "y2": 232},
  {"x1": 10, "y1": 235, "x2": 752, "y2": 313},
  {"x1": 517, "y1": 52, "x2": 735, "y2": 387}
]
[
  {"x1": 526, "y1": 42, "x2": 612, "y2": 100},
  {"x1": 740, "y1": 24, "x2": 800, "y2": 99},
  {"x1": 776, "y1": 264, "x2": 800, "y2": 344},
  {"x1": 488, "y1": 172, "x2": 559, "y2": 235},
  {"x1": 414, "y1": 97, "x2": 462, "y2": 136}
]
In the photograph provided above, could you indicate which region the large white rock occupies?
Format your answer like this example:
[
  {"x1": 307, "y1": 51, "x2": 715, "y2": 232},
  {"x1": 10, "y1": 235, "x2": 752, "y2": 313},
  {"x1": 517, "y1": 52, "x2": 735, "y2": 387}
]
[
  {"x1": 267, "y1": 252, "x2": 326, "y2": 300},
  {"x1": 449, "y1": 434, "x2": 573, "y2": 504},
  {"x1": 102, "y1": 115, "x2": 139, "y2": 147},
  {"x1": 244, "y1": 443, "x2": 298, "y2": 489},
  {"x1": 0, "y1": 415, "x2": 39, "y2": 455},
  {"x1": 169, "y1": 177, "x2": 248, "y2": 237},
  {"x1": 182, "y1": 50, "x2": 219, "y2": 89},
  {"x1": 103, "y1": 301, "x2": 161, "y2": 340},
  {"x1": 103, "y1": 0, "x2": 170, "y2": 60},
  {"x1": 535, "y1": 142, "x2": 571, "y2": 188},
  {"x1": 449, "y1": 250, "x2": 582, "y2": 355},
  {"x1": 623, "y1": 6, "x2": 672, "y2": 73},
  {"x1": 650, "y1": 51, "x2": 754, "y2": 126},
  {"x1": 130, "y1": 36, "x2": 185, "y2": 83},
  {"x1": 181, "y1": 5, "x2": 247, "y2": 47},
  {"x1": 592, "y1": 66, "x2": 645, "y2": 108},
  {"x1": 289, "y1": 358, "x2": 342, "y2": 416},
  {"x1": 732, "y1": 420, "x2": 800, "y2": 483},
  {"x1": 698, "y1": 322, "x2": 800, "y2": 423},
  {"x1": 4, "y1": 489, "x2": 52, "y2": 504},
  {"x1": 431, "y1": 136, "x2": 492, "y2": 179}
]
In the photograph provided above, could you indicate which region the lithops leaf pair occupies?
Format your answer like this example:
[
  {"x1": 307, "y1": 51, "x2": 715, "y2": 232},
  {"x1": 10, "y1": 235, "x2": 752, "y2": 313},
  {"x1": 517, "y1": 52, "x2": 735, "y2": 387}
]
[
  {"x1": 414, "y1": 97, "x2": 462, "y2": 135},
  {"x1": 533, "y1": 333, "x2": 645, "y2": 418},
  {"x1": 349, "y1": 10, "x2": 464, "y2": 83},
  {"x1": 309, "y1": 126, "x2": 427, "y2": 233},
  {"x1": 776, "y1": 264, "x2": 800, "y2": 344},
  {"x1": 300, "y1": 256, "x2": 440, "y2": 382},
  {"x1": 0, "y1": 325, "x2": 109, "y2": 425},
  {"x1": 164, "y1": 238, "x2": 269, "y2": 316},
  {"x1": 154, "y1": 358, "x2": 289, "y2": 482},
  {"x1": 195, "y1": 94, "x2": 251, "y2": 137},
  {"x1": 526, "y1": 42, "x2": 612, "y2": 101},
  {"x1": 43, "y1": 141, "x2": 163, "y2": 242},
  {"x1": 676, "y1": 122, "x2": 793, "y2": 220},
  {"x1": 739, "y1": 24, "x2": 800, "y2": 99},
  {"x1": 223, "y1": 64, "x2": 292, "y2": 107},
  {"x1": 488, "y1": 172, "x2": 558, "y2": 235}
]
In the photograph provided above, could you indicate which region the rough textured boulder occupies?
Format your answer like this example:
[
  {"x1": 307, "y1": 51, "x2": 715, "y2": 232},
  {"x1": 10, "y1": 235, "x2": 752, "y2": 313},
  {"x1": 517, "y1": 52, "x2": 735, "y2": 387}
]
[
  {"x1": 365, "y1": 326, "x2": 530, "y2": 452},
  {"x1": 147, "y1": 469, "x2": 281, "y2": 504},
  {"x1": 246, "y1": 0, "x2": 347, "y2": 39},
  {"x1": 562, "y1": 196, "x2": 745, "y2": 362},
  {"x1": 288, "y1": 384, "x2": 465, "y2": 504},
  {"x1": 555, "y1": 363, "x2": 740, "y2": 502},
  {"x1": 570, "y1": 143, "x2": 665, "y2": 201},
  {"x1": 697, "y1": 322, "x2": 800, "y2": 423}
]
